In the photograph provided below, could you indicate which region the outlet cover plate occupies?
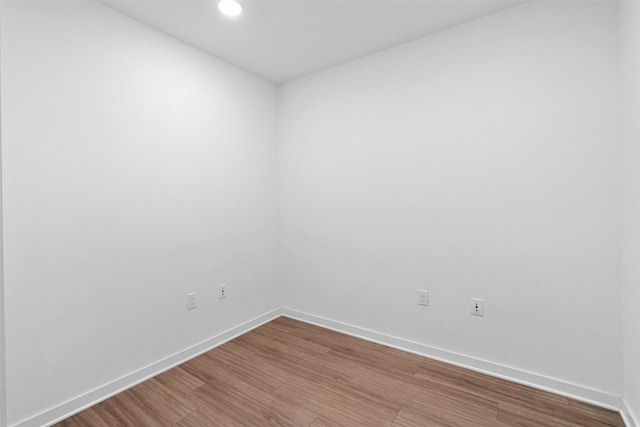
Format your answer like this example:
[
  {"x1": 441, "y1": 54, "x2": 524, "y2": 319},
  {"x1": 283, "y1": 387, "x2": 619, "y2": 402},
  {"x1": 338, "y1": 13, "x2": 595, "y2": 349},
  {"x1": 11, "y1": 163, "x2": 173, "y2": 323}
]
[
  {"x1": 418, "y1": 289, "x2": 429, "y2": 306},
  {"x1": 187, "y1": 292, "x2": 197, "y2": 310},
  {"x1": 471, "y1": 298, "x2": 483, "y2": 316}
]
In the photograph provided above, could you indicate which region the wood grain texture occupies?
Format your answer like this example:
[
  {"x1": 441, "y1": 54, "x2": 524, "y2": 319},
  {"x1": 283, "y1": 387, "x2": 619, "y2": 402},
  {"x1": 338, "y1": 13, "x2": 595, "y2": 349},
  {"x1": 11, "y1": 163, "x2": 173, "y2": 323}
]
[{"x1": 55, "y1": 317, "x2": 624, "y2": 426}]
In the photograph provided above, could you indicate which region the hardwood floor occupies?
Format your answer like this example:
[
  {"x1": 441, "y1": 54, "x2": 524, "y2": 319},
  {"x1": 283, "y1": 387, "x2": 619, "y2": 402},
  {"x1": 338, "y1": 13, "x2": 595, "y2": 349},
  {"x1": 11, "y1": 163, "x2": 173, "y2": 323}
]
[{"x1": 55, "y1": 317, "x2": 625, "y2": 426}]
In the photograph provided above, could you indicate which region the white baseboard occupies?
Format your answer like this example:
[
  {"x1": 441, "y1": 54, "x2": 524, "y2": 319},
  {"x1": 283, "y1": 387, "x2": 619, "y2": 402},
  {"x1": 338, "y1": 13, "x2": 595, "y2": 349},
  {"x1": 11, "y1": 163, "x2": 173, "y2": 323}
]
[
  {"x1": 621, "y1": 398, "x2": 640, "y2": 427},
  {"x1": 13, "y1": 308, "x2": 283, "y2": 427},
  {"x1": 281, "y1": 308, "x2": 626, "y2": 418}
]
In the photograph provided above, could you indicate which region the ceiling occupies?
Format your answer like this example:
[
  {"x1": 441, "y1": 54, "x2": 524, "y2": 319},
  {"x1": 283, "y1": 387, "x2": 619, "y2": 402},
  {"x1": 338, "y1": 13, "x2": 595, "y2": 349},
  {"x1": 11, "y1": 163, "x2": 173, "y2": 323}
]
[{"x1": 101, "y1": 0, "x2": 525, "y2": 85}]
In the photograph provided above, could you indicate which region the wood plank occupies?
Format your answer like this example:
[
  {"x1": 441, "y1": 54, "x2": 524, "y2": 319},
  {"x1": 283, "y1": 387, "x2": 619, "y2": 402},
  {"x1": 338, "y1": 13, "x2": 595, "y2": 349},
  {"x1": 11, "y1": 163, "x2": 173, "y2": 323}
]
[
  {"x1": 275, "y1": 376, "x2": 402, "y2": 426},
  {"x1": 349, "y1": 367, "x2": 498, "y2": 426},
  {"x1": 174, "y1": 409, "x2": 243, "y2": 427},
  {"x1": 497, "y1": 401, "x2": 590, "y2": 427},
  {"x1": 189, "y1": 382, "x2": 317, "y2": 426},
  {"x1": 309, "y1": 417, "x2": 344, "y2": 427},
  {"x1": 567, "y1": 400, "x2": 626, "y2": 427},
  {"x1": 92, "y1": 392, "x2": 168, "y2": 427},
  {"x1": 392, "y1": 405, "x2": 477, "y2": 427},
  {"x1": 55, "y1": 407, "x2": 112, "y2": 427},
  {"x1": 152, "y1": 366, "x2": 205, "y2": 395},
  {"x1": 414, "y1": 360, "x2": 570, "y2": 413}
]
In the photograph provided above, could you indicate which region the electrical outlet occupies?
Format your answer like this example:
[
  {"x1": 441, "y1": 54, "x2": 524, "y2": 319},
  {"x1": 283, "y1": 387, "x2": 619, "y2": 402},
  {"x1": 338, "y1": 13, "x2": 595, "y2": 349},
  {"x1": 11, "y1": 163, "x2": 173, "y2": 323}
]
[
  {"x1": 471, "y1": 298, "x2": 483, "y2": 316},
  {"x1": 418, "y1": 289, "x2": 429, "y2": 306},
  {"x1": 187, "y1": 292, "x2": 197, "y2": 310},
  {"x1": 218, "y1": 283, "x2": 227, "y2": 300}
]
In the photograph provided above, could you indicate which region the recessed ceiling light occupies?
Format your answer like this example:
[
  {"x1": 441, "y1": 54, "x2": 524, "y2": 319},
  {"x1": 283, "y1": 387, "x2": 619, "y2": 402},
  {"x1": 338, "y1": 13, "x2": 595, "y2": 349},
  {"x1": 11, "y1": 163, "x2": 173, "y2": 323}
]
[{"x1": 218, "y1": 0, "x2": 242, "y2": 17}]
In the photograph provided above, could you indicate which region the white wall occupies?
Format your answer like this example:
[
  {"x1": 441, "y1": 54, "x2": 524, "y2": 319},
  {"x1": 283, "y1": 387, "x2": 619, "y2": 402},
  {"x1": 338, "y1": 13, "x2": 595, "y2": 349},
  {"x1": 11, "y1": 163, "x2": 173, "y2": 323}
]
[
  {"x1": 0, "y1": 1, "x2": 279, "y2": 425},
  {"x1": 279, "y1": 1, "x2": 623, "y2": 396},
  {"x1": 620, "y1": 1, "x2": 640, "y2": 423},
  {"x1": 0, "y1": 3, "x2": 7, "y2": 426}
]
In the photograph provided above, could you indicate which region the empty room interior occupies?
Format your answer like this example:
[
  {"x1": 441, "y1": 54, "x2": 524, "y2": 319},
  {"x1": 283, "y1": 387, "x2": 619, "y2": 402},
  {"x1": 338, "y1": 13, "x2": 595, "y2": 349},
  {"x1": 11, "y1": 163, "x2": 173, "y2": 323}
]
[{"x1": 1, "y1": 0, "x2": 640, "y2": 426}]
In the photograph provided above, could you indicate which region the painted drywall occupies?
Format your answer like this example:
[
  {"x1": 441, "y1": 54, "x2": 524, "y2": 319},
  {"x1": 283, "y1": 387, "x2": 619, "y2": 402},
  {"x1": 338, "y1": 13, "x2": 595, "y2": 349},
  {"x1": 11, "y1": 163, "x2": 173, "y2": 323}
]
[
  {"x1": 279, "y1": 0, "x2": 623, "y2": 396},
  {"x1": 0, "y1": 3, "x2": 6, "y2": 426},
  {"x1": 0, "y1": 1, "x2": 279, "y2": 425},
  {"x1": 620, "y1": 1, "x2": 640, "y2": 423}
]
